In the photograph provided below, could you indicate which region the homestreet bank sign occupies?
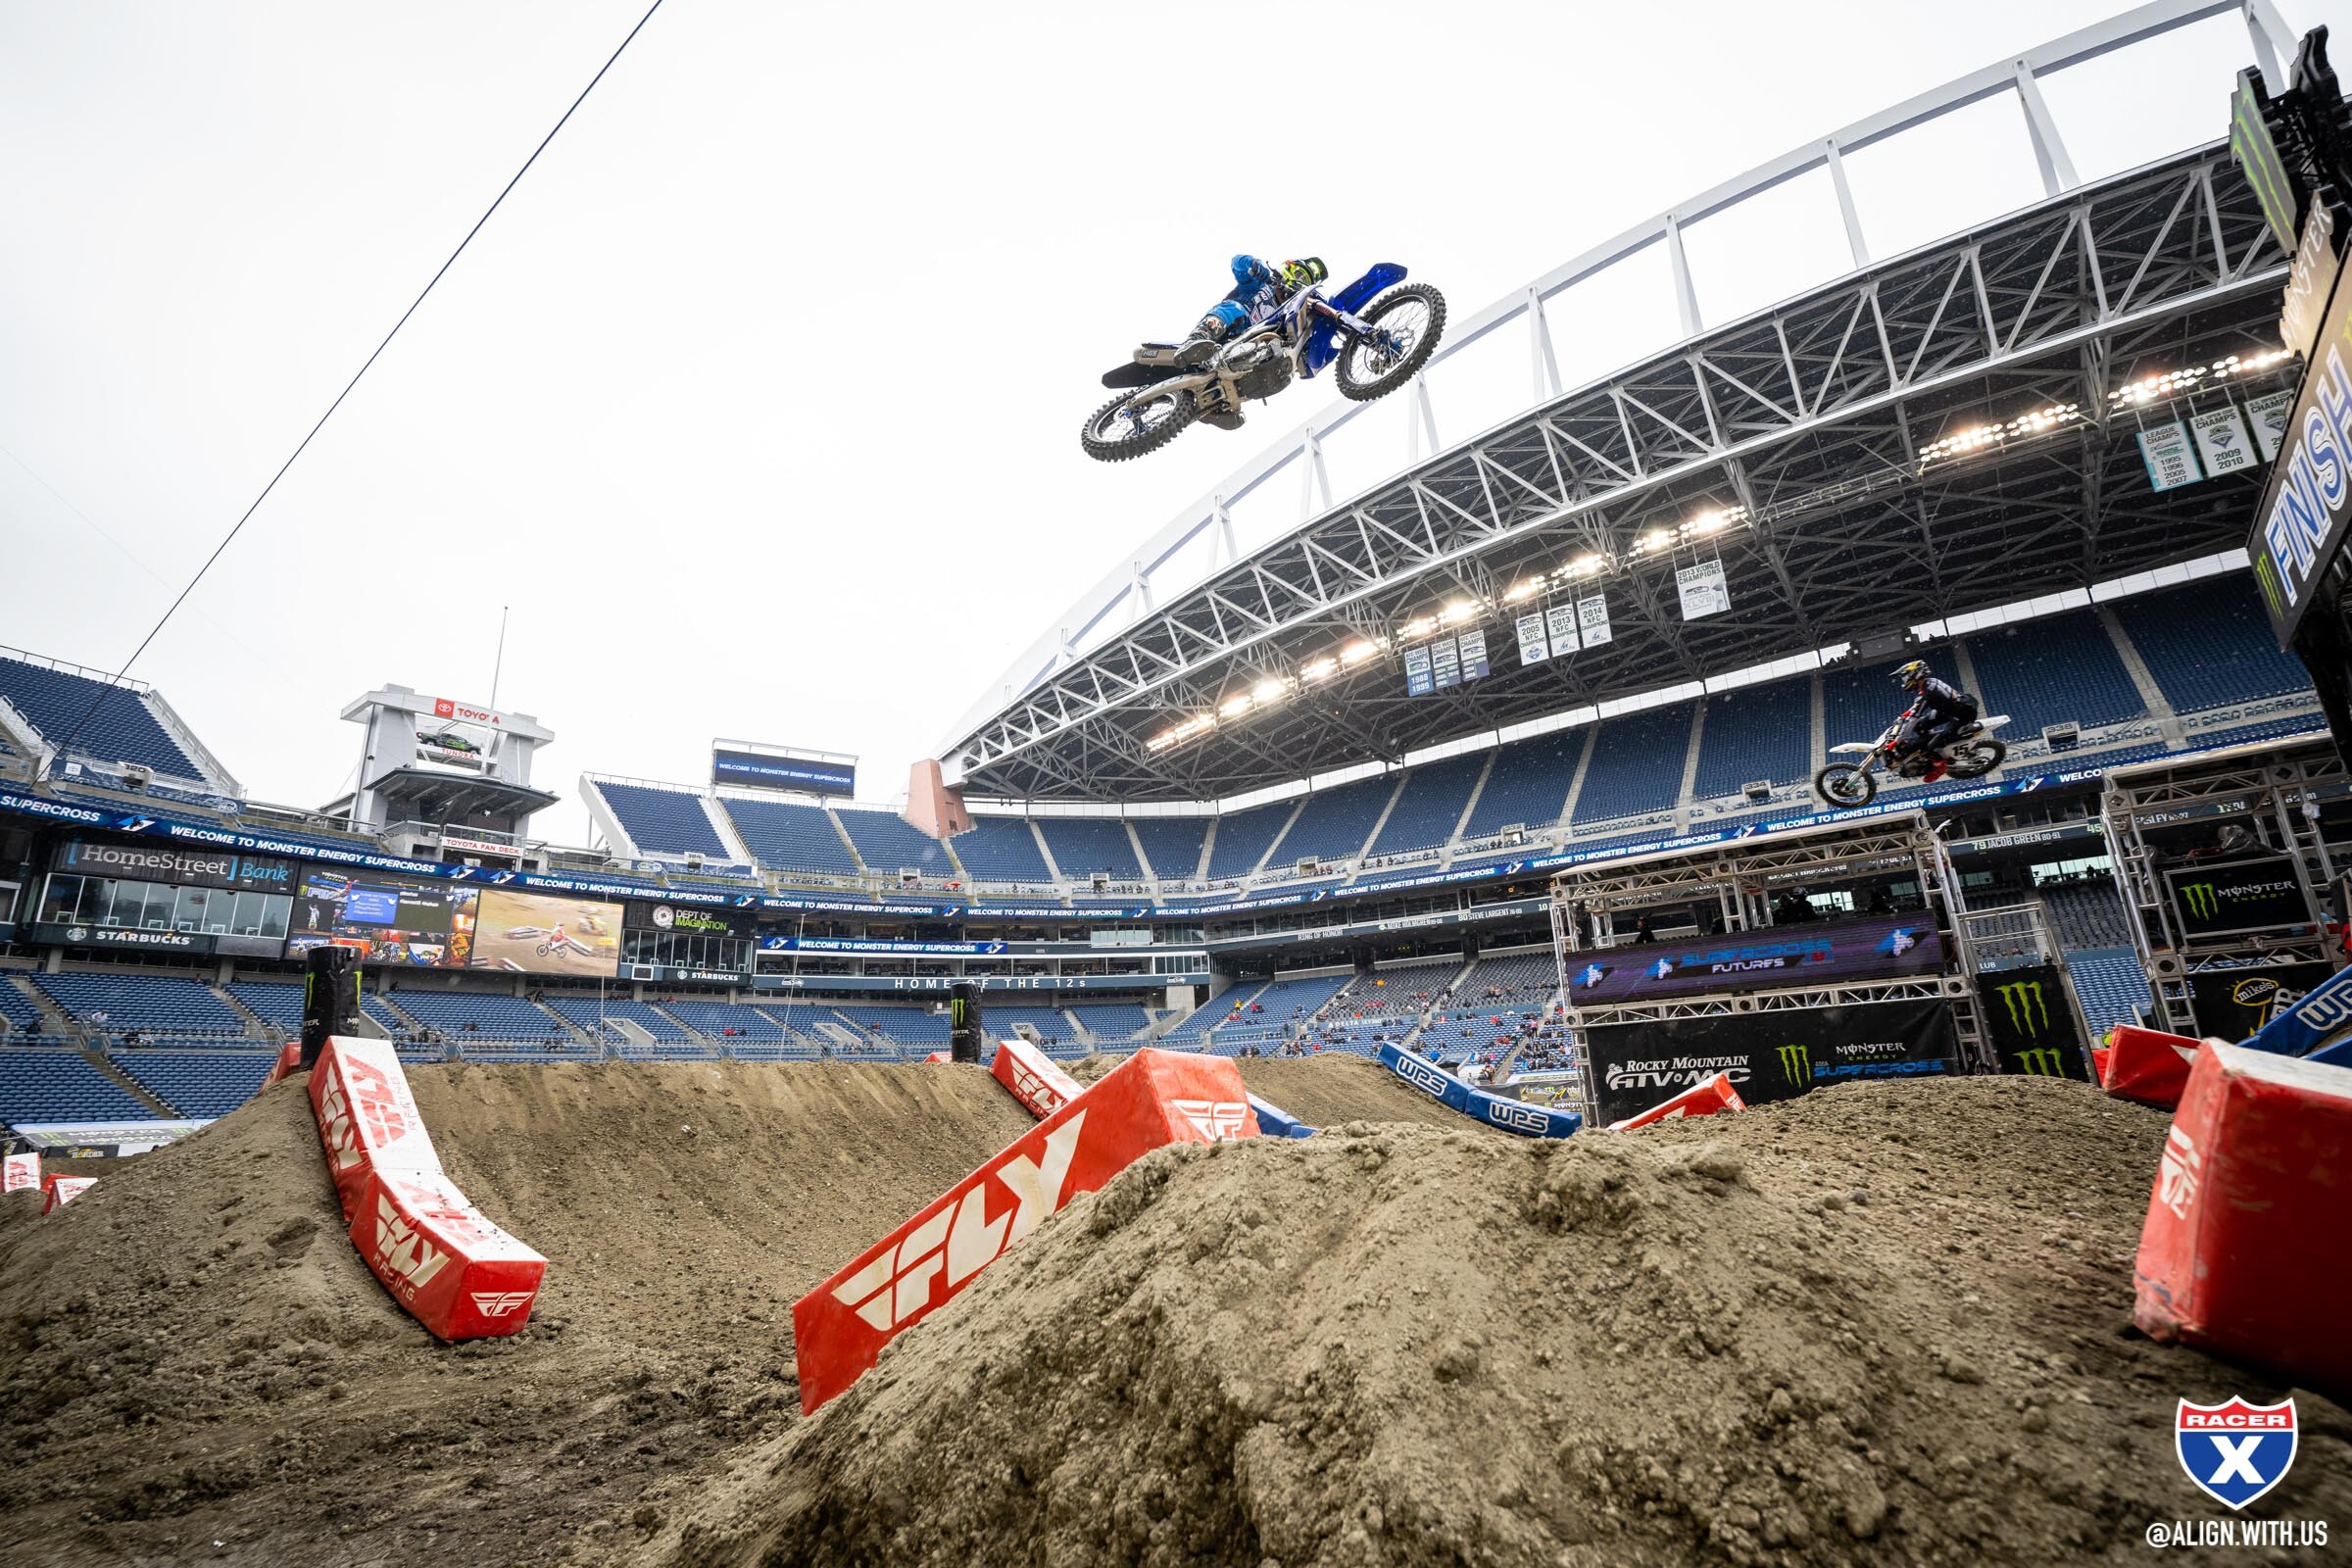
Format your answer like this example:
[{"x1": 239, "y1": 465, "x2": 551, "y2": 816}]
[{"x1": 2251, "y1": 234, "x2": 2352, "y2": 647}]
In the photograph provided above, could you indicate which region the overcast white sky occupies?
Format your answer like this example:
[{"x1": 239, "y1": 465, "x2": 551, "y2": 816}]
[{"x1": 3, "y1": 0, "x2": 2344, "y2": 845}]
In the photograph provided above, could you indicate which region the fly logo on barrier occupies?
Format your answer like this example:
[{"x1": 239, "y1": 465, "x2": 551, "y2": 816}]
[
  {"x1": 1995, "y1": 980, "x2": 2050, "y2": 1037},
  {"x1": 1392, "y1": 1052, "x2": 1452, "y2": 1100},
  {"x1": 1171, "y1": 1100, "x2": 1249, "y2": 1141},
  {"x1": 2157, "y1": 1124, "x2": 2202, "y2": 1221},
  {"x1": 318, "y1": 1055, "x2": 414, "y2": 1175},
  {"x1": 2178, "y1": 1397, "x2": 2298, "y2": 1511},
  {"x1": 469, "y1": 1291, "x2": 534, "y2": 1318},
  {"x1": 2181, "y1": 883, "x2": 2220, "y2": 920},
  {"x1": 1009, "y1": 1060, "x2": 1069, "y2": 1116},
  {"x1": 831, "y1": 1112, "x2": 1086, "y2": 1332},
  {"x1": 372, "y1": 1191, "x2": 451, "y2": 1298},
  {"x1": 1775, "y1": 1044, "x2": 1812, "y2": 1087},
  {"x1": 2013, "y1": 1048, "x2": 2068, "y2": 1076}
]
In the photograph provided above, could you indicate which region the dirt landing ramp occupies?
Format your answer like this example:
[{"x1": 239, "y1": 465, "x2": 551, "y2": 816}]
[
  {"x1": 1070, "y1": 1053, "x2": 1474, "y2": 1131},
  {"x1": 0, "y1": 1060, "x2": 1030, "y2": 1567},
  {"x1": 644, "y1": 1078, "x2": 2352, "y2": 1568}
]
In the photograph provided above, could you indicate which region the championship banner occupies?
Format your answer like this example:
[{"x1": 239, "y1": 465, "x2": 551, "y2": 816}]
[
  {"x1": 1583, "y1": 1001, "x2": 1957, "y2": 1126},
  {"x1": 2164, "y1": 856, "x2": 2311, "y2": 940},
  {"x1": 1545, "y1": 603, "x2": 1580, "y2": 656},
  {"x1": 1977, "y1": 963, "x2": 2091, "y2": 1079},
  {"x1": 1564, "y1": 914, "x2": 1943, "y2": 1005},
  {"x1": 1515, "y1": 612, "x2": 1550, "y2": 665},
  {"x1": 2188, "y1": 963, "x2": 2332, "y2": 1044},
  {"x1": 2137, "y1": 420, "x2": 2202, "y2": 492}
]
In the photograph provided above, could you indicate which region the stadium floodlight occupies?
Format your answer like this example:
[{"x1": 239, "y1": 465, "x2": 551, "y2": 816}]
[
  {"x1": 1688, "y1": 511, "x2": 1729, "y2": 536},
  {"x1": 1300, "y1": 657, "x2": 1338, "y2": 682},
  {"x1": 1399, "y1": 615, "x2": 1438, "y2": 640},
  {"x1": 1441, "y1": 599, "x2": 1481, "y2": 624},
  {"x1": 1218, "y1": 694, "x2": 1253, "y2": 718},
  {"x1": 1504, "y1": 578, "x2": 1544, "y2": 603},
  {"x1": 1568, "y1": 555, "x2": 1606, "y2": 576},
  {"x1": 1251, "y1": 677, "x2": 1289, "y2": 707},
  {"x1": 1641, "y1": 528, "x2": 1670, "y2": 551},
  {"x1": 1340, "y1": 639, "x2": 1381, "y2": 667}
]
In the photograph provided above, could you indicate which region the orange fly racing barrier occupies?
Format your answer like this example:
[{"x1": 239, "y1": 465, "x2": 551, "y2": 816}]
[
  {"x1": 795, "y1": 1049, "x2": 1258, "y2": 1413},
  {"x1": 2102, "y1": 1024, "x2": 2205, "y2": 1109},
  {"x1": 3, "y1": 1152, "x2": 37, "y2": 1194},
  {"x1": 1606, "y1": 1070, "x2": 1746, "y2": 1131},
  {"x1": 41, "y1": 1175, "x2": 94, "y2": 1212},
  {"x1": 305, "y1": 1038, "x2": 545, "y2": 1340},
  {"x1": 2133, "y1": 1042, "x2": 2352, "y2": 1397},
  {"x1": 989, "y1": 1035, "x2": 1083, "y2": 1119}
]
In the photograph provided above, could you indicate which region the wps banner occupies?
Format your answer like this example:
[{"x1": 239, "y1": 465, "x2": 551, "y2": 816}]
[
  {"x1": 1978, "y1": 964, "x2": 2090, "y2": 1080},
  {"x1": 2189, "y1": 962, "x2": 2332, "y2": 1044},
  {"x1": 1584, "y1": 1001, "x2": 1957, "y2": 1126},
  {"x1": 2165, "y1": 856, "x2": 2310, "y2": 940}
]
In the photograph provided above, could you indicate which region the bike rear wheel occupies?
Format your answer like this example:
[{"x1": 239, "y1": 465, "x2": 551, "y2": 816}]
[
  {"x1": 1335, "y1": 283, "x2": 1446, "y2": 402},
  {"x1": 1080, "y1": 383, "x2": 1198, "y2": 462},
  {"x1": 1943, "y1": 736, "x2": 2007, "y2": 779},
  {"x1": 1814, "y1": 763, "x2": 1877, "y2": 808}
]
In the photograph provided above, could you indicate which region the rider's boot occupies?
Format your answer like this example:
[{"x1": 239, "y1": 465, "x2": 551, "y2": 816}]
[{"x1": 1173, "y1": 309, "x2": 1239, "y2": 368}]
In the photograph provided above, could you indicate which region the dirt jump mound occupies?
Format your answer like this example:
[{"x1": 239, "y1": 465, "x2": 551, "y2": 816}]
[
  {"x1": 0, "y1": 1061, "x2": 1034, "y2": 1566},
  {"x1": 647, "y1": 1077, "x2": 2352, "y2": 1568}
]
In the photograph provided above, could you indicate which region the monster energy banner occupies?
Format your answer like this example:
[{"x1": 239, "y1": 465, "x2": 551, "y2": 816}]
[
  {"x1": 2187, "y1": 962, "x2": 2332, "y2": 1043},
  {"x1": 1976, "y1": 964, "x2": 2090, "y2": 1080},
  {"x1": 2164, "y1": 855, "x2": 2310, "y2": 940},
  {"x1": 1582, "y1": 1000, "x2": 1957, "y2": 1125}
]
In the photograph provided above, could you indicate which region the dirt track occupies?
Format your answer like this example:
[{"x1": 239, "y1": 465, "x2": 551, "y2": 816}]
[{"x1": 5, "y1": 1060, "x2": 2348, "y2": 1567}]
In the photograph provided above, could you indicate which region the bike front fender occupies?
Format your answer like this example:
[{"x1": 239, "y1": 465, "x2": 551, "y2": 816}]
[{"x1": 1304, "y1": 263, "x2": 1410, "y2": 374}]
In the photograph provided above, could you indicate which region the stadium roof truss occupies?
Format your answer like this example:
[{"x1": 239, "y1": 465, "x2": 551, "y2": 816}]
[{"x1": 946, "y1": 0, "x2": 2301, "y2": 804}]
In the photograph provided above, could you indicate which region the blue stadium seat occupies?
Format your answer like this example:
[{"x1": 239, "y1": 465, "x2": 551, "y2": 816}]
[
  {"x1": 835, "y1": 808, "x2": 955, "y2": 876},
  {"x1": 1964, "y1": 610, "x2": 2143, "y2": 732},
  {"x1": 2065, "y1": 947, "x2": 2153, "y2": 1033},
  {"x1": 595, "y1": 782, "x2": 729, "y2": 858},
  {"x1": 0, "y1": 982, "x2": 45, "y2": 1034},
  {"x1": 1131, "y1": 816, "x2": 1211, "y2": 881},
  {"x1": 659, "y1": 998, "x2": 795, "y2": 1041},
  {"x1": 1820, "y1": 658, "x2": 1916, "y2": 753},
  {"x1": 1206, "y1": 801, "x2": 1296, "y2": 879},
  {"x1": 836, "y1": 1004, "x2": 952, "y2": 1045},
  {"x1": 33, "y1": 973, "x2": 245, "y2": 1036},
  {"x1": 109, "y1": 1049, "x2": 272, "y2": 1118},
  {"x1": 1065, "y1": 1003, "x2": 1150, "y2": 1041},
  {"x1": 225, "y1": 980, "x2": 304, "y2": 1031},
  {"x1": 1463, "y1": 727, "x2": 1584, "y2": 838},
  {"x1": 1271, "y1": 774, "x2": 1397, "y2": 865},
  {"x1": 541, "y1": 995, "x2": 689, "y2": 1043},
  {"x1": 984, "y1": 1004, "x2": 1077, "y2": 1045},
  {"x1": 2113, "y1": 577, "x2": 2314, "y2": 714},
  {"x1": 2041, "y1": 880, "x2": 2132, "y2": 949},
  {"x1": 718, "y1": 797, "x2": 861, "y2": 875},
  {"x1": 1692, "y1": 678, "x2": 1811, "y2": 799},
  {"x1": 955, "y1": 816, "x2": 1052, "y2": 882},
  {"x1": 1364, "y1": 752, "x2": 1486, "y2": 859},
  {"x1": 384, "y1": 990, "x2": 569, "y2": 1042},
  {"x1": 0, "y1": 656, "x2": 201, "y2": 779},
  {"x1": 1572, "y1": 704, "x2": 1696, "y2": 824},
  {"x1": 0, "y1": 1048, "x2": 153, "y2": 1124},
  {"x1": 1035, "y1": 817, "x2": 1144, "y2": 880}
]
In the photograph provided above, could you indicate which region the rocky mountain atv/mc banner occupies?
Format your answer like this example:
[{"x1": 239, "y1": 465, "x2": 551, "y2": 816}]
[
  {"x1": 1582, "y1": 1001, "x2": 1958, "y2": 1126},
  {"x1": 1976, "y1": 964, "x2": 2091, "y2": 1079}
]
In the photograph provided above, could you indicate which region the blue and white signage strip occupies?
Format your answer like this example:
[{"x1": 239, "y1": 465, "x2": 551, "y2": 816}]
[
  {"x1": 753, "y1": 970, "x2": 1201, "y2": 994},
  {"x1": 966, "y1": 904, "x2": 1150, "y2": 920},
  {"x1": 2242, "y1": 961, "x2": 2352, "y2": 1057},
  {"x1": 1247, "y1": 1093, "x2": 1316, "y2": 1139},
  {"x1": 760, "y1": 936, "x2": 1009, "y2": 956},
  {"x1": 1376, "y1": 1043, "x2": 1581, "y2": 1139}
]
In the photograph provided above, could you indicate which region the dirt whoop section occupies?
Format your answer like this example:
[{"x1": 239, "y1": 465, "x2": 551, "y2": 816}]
[{"x1": 3, "y1": 1061, "x2": 2349, "y2": 1565}]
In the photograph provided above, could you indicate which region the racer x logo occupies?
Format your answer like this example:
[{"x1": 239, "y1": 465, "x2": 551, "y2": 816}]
[{"x1": 832, "y1": 1111, "x2": 1087, "y2": 1332}]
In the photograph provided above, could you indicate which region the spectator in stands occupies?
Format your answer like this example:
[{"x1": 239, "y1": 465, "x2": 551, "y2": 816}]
[{"x1": 1633, "y1": 915, "x2": 1655, "y2": 946}]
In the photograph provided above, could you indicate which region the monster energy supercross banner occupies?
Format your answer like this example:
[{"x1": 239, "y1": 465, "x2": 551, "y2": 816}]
[
  {"x1": 2163, "y1": 856, "x2": 2311, "y2": 940},
  {"x1": 2187, "y1": 961, "x2": 2333, "y2": 1043},
  {"x1": 1582, "y1": 1000, "x2": 1957, "y2": 1125},
  {"x1": 1976, "y1": 964, "x2": 2090, "y2": 1080}
]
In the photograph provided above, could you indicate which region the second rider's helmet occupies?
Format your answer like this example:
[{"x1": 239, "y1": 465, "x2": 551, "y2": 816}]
[
  {"x1": 1892, "y1": 659, "x2": 1930, "y2": 689},
  {"x1": 1281, "y1": 257, "x2": 1329, "y2": 291}
]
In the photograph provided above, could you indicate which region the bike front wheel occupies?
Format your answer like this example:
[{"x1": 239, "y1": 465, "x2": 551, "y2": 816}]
[
  {"x1": 1335, "y1": 283, "x2": 1446, "y2": 402},
  {"x1": 1814, "y1": 763, "x2": 1878, "y2": 809}
]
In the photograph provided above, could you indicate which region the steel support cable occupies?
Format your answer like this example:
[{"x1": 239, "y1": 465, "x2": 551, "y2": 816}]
[{"x1": 45, "y1": 0, "x2": 665, "y2": 763}]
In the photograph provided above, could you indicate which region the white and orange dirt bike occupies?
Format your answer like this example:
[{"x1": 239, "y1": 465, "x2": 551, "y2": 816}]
[
  {"x1": 1812, "y1": 709, "x2": 2010, "y2": 809},
  {"x1": 1081, "y1": 264, "x2": 1445, "y2": 462}
]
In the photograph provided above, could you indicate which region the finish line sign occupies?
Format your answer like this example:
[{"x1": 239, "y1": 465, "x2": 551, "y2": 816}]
[{"x1": 2250, "y1": 238, "x2": 2352, "y2": 648}]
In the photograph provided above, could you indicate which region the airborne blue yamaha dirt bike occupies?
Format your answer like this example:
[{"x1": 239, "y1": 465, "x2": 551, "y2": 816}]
[{"x1": 1081, "y1": 264, "x2": 1446, "y2": 462}]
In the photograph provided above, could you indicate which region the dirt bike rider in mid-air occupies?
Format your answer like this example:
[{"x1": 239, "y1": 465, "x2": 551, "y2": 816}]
[
  {"x1": 1148, "y1": 256, "x2": 1329, "y2": 425},
  {"x1": 1888, "y1": 659, "x2": 1978, "y2": 777}
]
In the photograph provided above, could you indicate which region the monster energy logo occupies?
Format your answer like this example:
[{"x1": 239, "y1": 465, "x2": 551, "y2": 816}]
[
  {"x1": 1994, "y1": 980, "x2": 2049, "y2": 1038},
  {"x1": 1775, "y1": 1043, "x2": 1811, "y2": 1086},
  {"x1": 2181, "y1": 882, "x2": 2220, "y2": 920},
  {"x1": 2013, "y1": 1047, "x2": 2066, "y2": 1077}
]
